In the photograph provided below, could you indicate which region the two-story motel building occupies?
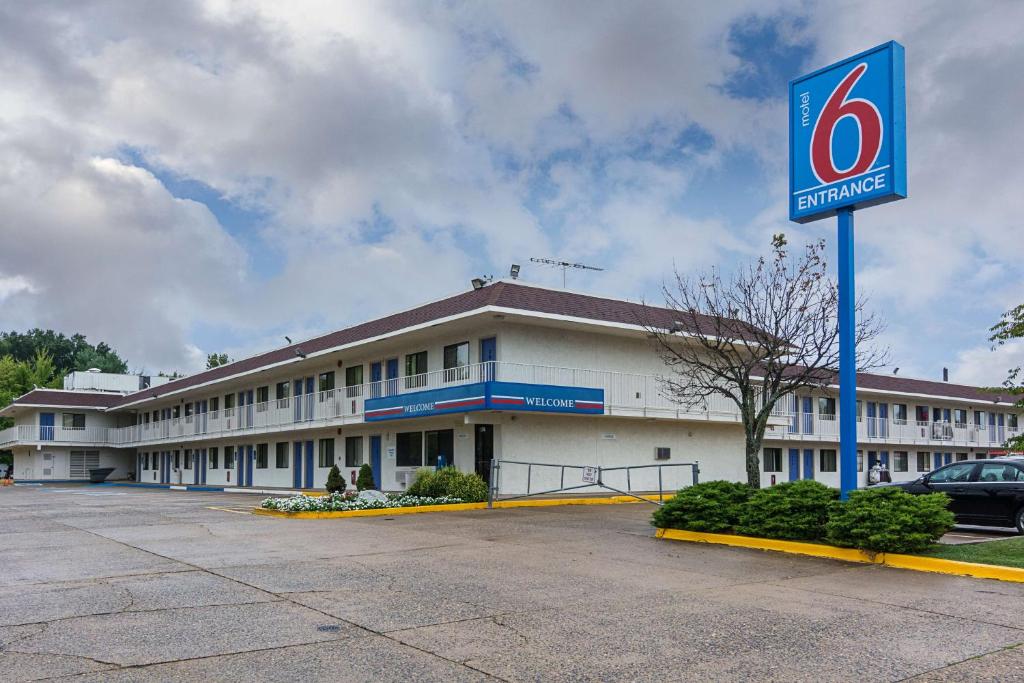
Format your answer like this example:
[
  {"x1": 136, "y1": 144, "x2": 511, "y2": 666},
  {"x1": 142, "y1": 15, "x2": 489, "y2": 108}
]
[{"x1": 2, "y1": 281, "x2": 1018, "y2": 493}]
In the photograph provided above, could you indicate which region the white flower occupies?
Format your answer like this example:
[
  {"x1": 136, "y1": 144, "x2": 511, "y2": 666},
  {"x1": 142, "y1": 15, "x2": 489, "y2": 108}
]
[{"x1": 260, "y1": 492, "x2": 465, "y2": 512}]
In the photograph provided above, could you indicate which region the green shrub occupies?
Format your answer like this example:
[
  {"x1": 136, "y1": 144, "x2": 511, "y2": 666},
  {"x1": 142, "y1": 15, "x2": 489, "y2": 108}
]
[
  {"x1": 651, "y1": 480, "x2": 752, "y2": 532},
  {"x1": 736, "y1": 480, "x2": 838, "y2": 541},
  {"x1": 356, "y1": 463, "x2": 375, "y2": 491},
  {"x1": 826, "y1": 487, "x2": 954, "y2": 554},
  {"x1": 325, "y1": 465, "x2": 345, "y2": 494},
  {"x1": 406, "y1": 467, "x2": 488, "y2": 502}
]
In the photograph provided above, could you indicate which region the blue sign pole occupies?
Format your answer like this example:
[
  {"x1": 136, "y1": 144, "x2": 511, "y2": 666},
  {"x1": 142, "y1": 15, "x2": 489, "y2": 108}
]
[{"x1": 837, "y1": 208, "x2": 857, "y2": 499}]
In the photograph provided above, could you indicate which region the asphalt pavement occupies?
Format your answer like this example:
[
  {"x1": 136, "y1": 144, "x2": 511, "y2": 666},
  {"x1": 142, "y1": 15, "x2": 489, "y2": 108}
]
[{"x1": 1, "y1": 484, "x2": 1023, "y2": 681}]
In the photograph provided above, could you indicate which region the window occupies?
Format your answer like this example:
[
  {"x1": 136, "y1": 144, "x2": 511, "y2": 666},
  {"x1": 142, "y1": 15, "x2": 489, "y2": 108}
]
[
  {"x1": 915, "y1": 405, "x2": 929, "y2": 423},
  {"x1": 655, "y1": 447, "x2": 671, "y2": 460},
  {"x1": 184, "y1": 449, "x2": 192, "y2": 469},
  {"x1": 893, "y1": 451, "x2": 909, "y2": 472},
  {"x1": 256, "y1": 443, "x2": 268, "y2": 469},
  {"x1": 209, "y1": 447, "x2": 219, "y2": 470},
  {"x1": 152, "y1": 410, "x2": 159, "y2": 423},
  {"x1": 819, "y1": 449, "x2": 837, "y2": 472},
  {"x1": 893, "y1": 404, "x2": 908, "y2": 424},
  {"x1": 210, "y1": 397, "x2": 219, "y2": 413},
  {"x1": 443, "y1": 342, "x2": 470, "y2": 381},
  {"x1": 425, "y1": 429, "x2": 455, "y2": 468},
  {"x1": 956, "y1": 452, "x2": 968, "y2": 462},
  {"x1": 275, "y1": 382, "x2": 290, "y2": 407},
  {"x1": 396, "y1": 431, "x2": 423, "y2": 467},
  {"x1": 763, "y1": 448, "x2": 782, "y2": 472},
  {"x1": 1010, "y1": 414, "x2": 1019, "y2": 430},
  {"x1": 818, "y1": 397, "x2": 836, "y2": 418},
  {"x1": 929, "y1": 463, "x2": 975, "y2": 483},
  {"x1": 173, "y1": 451, "x2": 181, "y2": 469},
  {"x1": 224, "y1": 393, "x2": 235, "y2": 414},
  {"x1": 954, "y1": 409, "x2": 968, "y2": 427},
  {"x1": 144, "y1": 453, "x2": 150, "y2": 470},
  {"x1": 256, "y1": 386, "x2": 269, "y2": 411},
  {"x1": 319, "y1": 372, "x2": 335, "y2": 399},
  {"x1": 857, "y1": 450, "x2": 864, "y2": 472},
  {"x1": 143, "y1": 413, "x2": 150, "y2": 424},
  {"x1": 275, "y1": 443, "x2": 289, "y2": 469},
  {"x1": 345, "y1": 436, "x2": 363, "y2": 467},
  {"x1": 185, "y1": 404, "x2": 193, "y2": 422},
  {"x1": 917, "y1": 452, "x2": 930, "y2": 472},
  {"x1": 977, "y1": 463, "x2": 1024, "y2": 482},
  {"x1": 318, "y1": 438, "x2": 335, "y2": 468},
  {"x1": 62, "y1": 413, "x2": 86, "y2": 429},
  {"x1": 224, "y1": 446, "x2": 235, "y2": 469},
  {"x1": 345, "y1": 366, "x2": 364, "y2": 397},
  {"x1": 405, "y1": 351, "x2": 428, "y2": 388}
]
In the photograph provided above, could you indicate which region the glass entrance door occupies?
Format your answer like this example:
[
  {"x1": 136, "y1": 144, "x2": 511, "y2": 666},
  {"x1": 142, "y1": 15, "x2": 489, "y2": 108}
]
[{"x1": 474, "y1": 424, "x2": 494, "y2": 483}]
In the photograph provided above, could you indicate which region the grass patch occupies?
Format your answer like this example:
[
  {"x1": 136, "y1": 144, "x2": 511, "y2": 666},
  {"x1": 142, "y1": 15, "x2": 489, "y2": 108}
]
[{"x1": 922, "y1": 535, "x2": 1024, "y2": 568}]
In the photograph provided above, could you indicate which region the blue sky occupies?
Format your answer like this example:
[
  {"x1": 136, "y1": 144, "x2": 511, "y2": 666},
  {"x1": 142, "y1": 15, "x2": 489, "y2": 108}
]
[{"x1": 1, "y1": 1, "x2": 1022, "y2": 385}]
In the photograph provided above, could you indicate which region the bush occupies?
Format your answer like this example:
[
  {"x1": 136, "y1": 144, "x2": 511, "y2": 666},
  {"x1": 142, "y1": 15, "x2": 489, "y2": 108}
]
[
  {"x1": 356, "y1": 463, "x2": 375, "y2": 491},
  {"x1": 736, "y1": 480, "x2": 838, "y2": 541},
  {"x1": 325, "y1": 464, "x2": 345, "y2": 494},
  {"x1": 406, "y1": 467, "x2": 488, "y2": 502},
  {"x1": 651, "y1": 480, "x2": 752, "y2": 532},
  {"x1": 826, "y1": 487, "x2": 954, "y2": 554}
]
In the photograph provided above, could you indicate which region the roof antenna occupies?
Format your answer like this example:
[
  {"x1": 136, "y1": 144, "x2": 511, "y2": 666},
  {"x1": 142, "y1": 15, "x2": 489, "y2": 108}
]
[
  {"x1": 284, "y1": 336, "x2": 292, "y2": 344},
  {"x1": 529, "y1": 257, "x2": 604, "y2": 288}
]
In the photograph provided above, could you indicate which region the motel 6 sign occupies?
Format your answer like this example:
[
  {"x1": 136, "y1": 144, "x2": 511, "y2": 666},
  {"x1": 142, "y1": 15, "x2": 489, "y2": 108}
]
[{"x1": 789, "y1": 41, "x2": 907, "y2": 222}]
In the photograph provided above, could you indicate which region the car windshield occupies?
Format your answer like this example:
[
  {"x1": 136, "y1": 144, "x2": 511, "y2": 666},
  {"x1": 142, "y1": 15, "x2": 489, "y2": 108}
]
[{"x1": 929, "y1": 463, "x2": 975, "y2": 483}]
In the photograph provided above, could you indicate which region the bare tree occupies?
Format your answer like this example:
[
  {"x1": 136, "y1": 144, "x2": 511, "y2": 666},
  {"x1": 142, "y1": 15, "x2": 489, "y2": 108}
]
[{"x1": 645, "y1": 235, "x2": 887, "y2": 488}]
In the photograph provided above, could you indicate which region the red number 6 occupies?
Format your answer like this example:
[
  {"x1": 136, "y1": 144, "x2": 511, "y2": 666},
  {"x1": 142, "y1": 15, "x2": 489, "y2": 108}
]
[{"x1": 810, "y1": 63, "x2": 883, "y2": 184}]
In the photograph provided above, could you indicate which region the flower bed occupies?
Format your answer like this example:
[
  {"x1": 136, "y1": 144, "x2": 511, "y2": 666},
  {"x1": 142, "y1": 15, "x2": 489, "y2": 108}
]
[{"x1": 260, "y1": 492, "x2": 465, "y2": 513}]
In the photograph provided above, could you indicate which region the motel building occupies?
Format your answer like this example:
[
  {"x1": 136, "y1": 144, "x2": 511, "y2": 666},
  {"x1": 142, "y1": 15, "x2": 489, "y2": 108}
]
[{"x1": 2, "y1": 281, "x2": 1019, "y2": 494}]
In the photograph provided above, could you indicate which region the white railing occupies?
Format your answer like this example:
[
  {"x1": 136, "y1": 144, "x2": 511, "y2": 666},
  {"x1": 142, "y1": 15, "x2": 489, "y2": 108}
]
[
  {"x1": 1, "y1": 424, "x2": 117, "y2": 445},
  {"x1": 771, "y1": 414, "x2": 1019, "y2": 447}
]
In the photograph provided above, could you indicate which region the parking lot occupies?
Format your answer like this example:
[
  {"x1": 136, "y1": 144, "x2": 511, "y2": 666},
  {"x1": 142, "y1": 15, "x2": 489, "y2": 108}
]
[{"x1": 2, "y1": 484, "x2": 1024, "y2": 681}]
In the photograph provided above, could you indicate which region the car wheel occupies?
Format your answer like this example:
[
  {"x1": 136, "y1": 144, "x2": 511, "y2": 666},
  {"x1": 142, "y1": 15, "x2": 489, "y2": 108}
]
[{"x1": 1017, "y1": 507, "x2": 1024, "y2": 535}]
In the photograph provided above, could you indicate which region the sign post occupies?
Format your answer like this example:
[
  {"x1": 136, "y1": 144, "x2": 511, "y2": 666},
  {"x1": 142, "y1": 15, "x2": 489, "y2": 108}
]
[{"x1": 789, "y1": 42, "x2": 907, "y2": 498}]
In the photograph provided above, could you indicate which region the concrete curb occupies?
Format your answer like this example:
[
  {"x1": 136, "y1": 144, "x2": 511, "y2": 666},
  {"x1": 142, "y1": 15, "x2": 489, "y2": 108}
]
[
  {"x1": 253, "y1": 494, "x2": 670, "y2": 519},
  {"x1": 655, "y1": 527, "x2": 1024, "y2": 584}
]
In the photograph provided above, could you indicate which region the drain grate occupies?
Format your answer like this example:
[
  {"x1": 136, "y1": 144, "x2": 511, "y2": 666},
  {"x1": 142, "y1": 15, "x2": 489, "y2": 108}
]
[{"x1": 317, "y1": 624, "x2": 342, "y2": 632}]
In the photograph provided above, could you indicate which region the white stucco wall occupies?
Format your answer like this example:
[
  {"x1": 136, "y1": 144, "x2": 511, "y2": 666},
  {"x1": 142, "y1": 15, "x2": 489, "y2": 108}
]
[{"x1": 12, "y1": 447, "x2": 131, "y2": 480}]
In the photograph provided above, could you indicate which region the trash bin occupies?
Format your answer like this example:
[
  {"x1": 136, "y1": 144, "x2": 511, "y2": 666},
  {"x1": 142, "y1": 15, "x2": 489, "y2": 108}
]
[{"x1": 89, "y1": 467, "x2": 116, "y2": 483}]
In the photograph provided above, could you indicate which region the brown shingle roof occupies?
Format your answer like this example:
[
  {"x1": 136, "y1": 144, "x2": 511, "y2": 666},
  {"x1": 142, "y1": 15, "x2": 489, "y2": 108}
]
[
  {"x1": 856, "y1": 373, "x2": 1007, "y2": 404},
  {"x1": 9, "y1": 389, "x2": 123, "y2": 409},
  {"x1": 107, "y1": 282, "x2": 714, "y2": 408}
]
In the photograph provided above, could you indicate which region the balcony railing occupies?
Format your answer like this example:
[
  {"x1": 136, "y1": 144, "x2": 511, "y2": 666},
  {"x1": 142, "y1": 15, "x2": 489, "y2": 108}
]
[
  {"x1": 0, "y1": 425, "x2": 116, "y2": 446},
  {"x1": 772, "y1": 414, "x2": 1019, "y2": 447}
]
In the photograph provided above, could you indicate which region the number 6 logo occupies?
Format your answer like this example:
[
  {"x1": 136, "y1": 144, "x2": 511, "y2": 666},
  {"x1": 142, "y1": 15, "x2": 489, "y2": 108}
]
[{"x1": 810, "y1": 63, "x2": 883, "y2": 184}]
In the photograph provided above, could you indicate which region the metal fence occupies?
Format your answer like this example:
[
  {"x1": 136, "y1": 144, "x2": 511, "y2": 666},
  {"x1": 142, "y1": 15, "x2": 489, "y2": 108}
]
[{"x1": 487, "y1": 458, "x2": 700, "y2": 507}]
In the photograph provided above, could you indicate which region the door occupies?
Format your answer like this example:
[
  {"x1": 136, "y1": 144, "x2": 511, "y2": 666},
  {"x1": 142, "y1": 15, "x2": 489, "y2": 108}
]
[
  {"x1": 200, "y1": 449, "x2": 207, "y2": 485},
  {"x1": 193, "y1": 451, "x2": 200, "y2": 485},
  {"x1": 802, "y1": 449, "x2": 814, "y2": 480},
  {"x1": 40, "y1": 452, "x2": 54, "y2": 479},
  {"x1": 370, "y1": 435, "x2": 382, "y2": 489},
  {"x1": 303, "y1": 441, "x2": 314, "y2": 488},
  {"x1": 878, "y1": 403, "x2": 889, "y2": 438},
  {"x1": 246, "y1": 390, "x2": 254, "y2": 428},
  {"x1": 304, "y1": 378, "x2": 315, "y2": 420},
  {"x1": 293, "y1": 380, "x2": 304, "y2": 421},
  {"x1": 801, "y1": 397, "x2": 813, "y2": 435},
  {"x1": 480, "y1": 337, "x2": 496, "y2": 381},
  {"x1": 866, "y1": 402, "x2": 877, "y2": 437},
  {"x1": 969, "y1": 462, "x2": 1024, "y2": 524},
  {"x1": 370, "y1": 362, "x2": 382, "y2": 399},
  {"x1": 926, "y1": 462, "x2": 978, "y2": 518},
  {"x1": 385, "y1": 358, "x2": 399, "y2": 396},
  {"x1": 237, "y1": 446, "x2": 245, "y2": 487},
  {"x1": 39, "y1": 412, "x2": 55, "y2": 441},
  {"x1": 245, "y1": 445, "x2": 254, "y2": 487},
  {"x1": 788, "y1": 448, "x2": 800, "y2": 481},
  {"x1": 293, "y1": 442, "x2": 303, "y2": 489},
  {"x1": 474, "y1": 424, "x2": 494, "y2": 484}
]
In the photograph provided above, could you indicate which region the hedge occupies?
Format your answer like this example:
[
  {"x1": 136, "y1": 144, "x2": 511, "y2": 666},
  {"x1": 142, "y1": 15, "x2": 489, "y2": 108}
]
[
  {"x1": 736, "y1": 480, "x2": 837, "y2": 541},
  {"x1": 826, "y1": 486, "x2": 954, "y2": 554},
  {"x1": 407, "y1": 467, "x2": 489, "y2": 503},
  {"x1": 650, "y1": 480, "x2": 752, "y2": 533}
]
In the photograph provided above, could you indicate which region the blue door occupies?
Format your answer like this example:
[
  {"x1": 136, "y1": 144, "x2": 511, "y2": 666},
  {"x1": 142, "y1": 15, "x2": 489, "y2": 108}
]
[
  {"x1": 480, "y1": 337, "x2": 496, "y2": 381},
  {"x1": 385, "y1": 359, "x2": 398, "y2": 396},
  {"x1": 293, "y1": 380, "x2": 304, "y2": 421},
  {"x1": 39, "y1": 412, "x2": 54, "y2": 441},
  {"x1": 868, "y1": 451, "x2": 878, "y2": 469},
  {"x1": 370, "y1": 435, "x2": 382, "y2": 489},
  {"x1": 998, "y1": 413, "x2": 1006, "y2": 442},
  {"x1": 944, "y1": 452, "x2": 953, "y2": 466},
  {"x1": 193, "y1": 451, "x2": 200, "y2": 485},
  {"x1": 245, "y1": 445, "x2": 254, "y2": 487},
  {"x1": 246, "y1": 390, "x2": 254, "y2": 427},
  {"x1": 989, "y1": 412, "x2": 997, "y2": 441},
  {"x1": 237, "y1": 446, "x2": 245, "y2": 486},
  {"x1": 789, "y1": 395, "x2": 799, "y2": 434},
  {"x1": 803, "y1": 449, "x2": 814, "y2": 480},
  {"x1": 801, "y1": 397, "x2": 813, "y2": 434},
  {"x1": 866, "y1": 402, "x2": 877, "y2": 437},
  {"x1": 880, "y1": 451, "x2": 890, "y2": 468},
  {"x1": 788, "y1": 448, "x2": 800, "y2": 481},
  {"x1": 162, "y1": 452, "x2": 170, "y2": 484},
  {"x1": 136, "y1": 454, "x2": 143, "y2": 482},
  {"x1": 878, "y1": 403, "x2": 889, "y2": 438},
  {"x1": 292, "y1": 442, "x2": 303, "y2": 489},
  {"x1": 370, "y1": 362, "x2": 382, "y2": 398},
  {"x1": 200, "y1": 449, "x2": 207, "y2": 484},
  {"x1": 304, "y1": 378, "x2": 315, "y2": 420},
  {"x1": 934, "y1": 452, "x2": 943, "y2": 470},
  {"x1": 303, "y1": 441, "x2": 314, "y2": 488}
]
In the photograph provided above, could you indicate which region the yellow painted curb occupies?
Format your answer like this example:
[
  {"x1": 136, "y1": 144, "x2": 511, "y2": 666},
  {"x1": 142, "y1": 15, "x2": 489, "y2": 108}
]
[
  {"x1": 252, "y1": 493, "x2": 674, "y2": 519},
  {"x1": 655, "y1": 527, "x2": 1024, "y2": 584}
]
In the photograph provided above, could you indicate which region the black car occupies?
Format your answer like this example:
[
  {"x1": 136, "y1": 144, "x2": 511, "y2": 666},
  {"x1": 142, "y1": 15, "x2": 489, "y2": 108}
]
[{"x1": 883, "y1": 458, "x2": 1024, "y2": 533}]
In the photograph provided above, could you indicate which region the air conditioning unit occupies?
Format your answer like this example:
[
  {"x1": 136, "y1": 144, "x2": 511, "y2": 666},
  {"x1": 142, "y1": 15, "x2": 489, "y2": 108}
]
[{"x1": 395, "y1": 470, "x2": 414, "y2": 488}]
